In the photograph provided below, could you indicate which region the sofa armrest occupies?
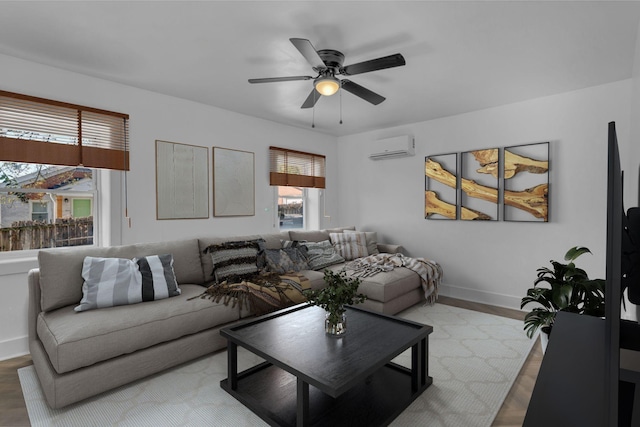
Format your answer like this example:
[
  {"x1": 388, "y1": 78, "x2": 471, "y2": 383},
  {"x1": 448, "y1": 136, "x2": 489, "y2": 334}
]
[
  {"x1": 27, "y1": 268, "x2": 42, "y2": 344},
  {"x1": 376, "y1": 243, "x2": 405, "y2": 255}
]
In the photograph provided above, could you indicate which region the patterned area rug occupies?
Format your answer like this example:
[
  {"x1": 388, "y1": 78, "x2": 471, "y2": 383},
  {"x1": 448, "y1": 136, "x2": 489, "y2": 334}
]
[{"x1": 19, "y1": 303, "x2": 536, "y2": 427}]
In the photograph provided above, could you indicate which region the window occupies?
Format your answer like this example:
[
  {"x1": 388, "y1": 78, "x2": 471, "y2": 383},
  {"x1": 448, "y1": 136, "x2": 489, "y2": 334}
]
[
  {"x1": 0, "y1": 90, "x2": 129, "y2": 170},
  {"x1": 30, "y1": 201, "x2": 49, "y2": 222},
  {"x1": 269, "y1": 147, "x2": 325, "y2": 231},
  {"x1": 269, "y1": 146, "x2": 325, "y2": 188},
  {"x1": 0, "y1": 90, "x2": 128, "y2": 253},
  {"x1": 0, "y1": 163, "x2": 95, "y2": 251},
  {"x1": 277, "y1": 186, "x2": 305, "y2": 230}
]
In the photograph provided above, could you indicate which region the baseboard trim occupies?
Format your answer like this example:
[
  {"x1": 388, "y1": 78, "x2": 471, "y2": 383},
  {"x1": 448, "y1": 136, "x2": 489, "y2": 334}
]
[
  {"x1": 0, "y1": 335, "x2": 29, "y2": 361},
  {"x1": 438, "y1": 283, "x2": 523, "y2": 311}
]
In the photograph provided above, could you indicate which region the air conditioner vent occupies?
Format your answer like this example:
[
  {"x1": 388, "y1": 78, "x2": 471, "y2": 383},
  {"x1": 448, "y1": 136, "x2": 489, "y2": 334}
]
[{"x1": 369, "y1": 135, "x2": 415, "y2": 160}]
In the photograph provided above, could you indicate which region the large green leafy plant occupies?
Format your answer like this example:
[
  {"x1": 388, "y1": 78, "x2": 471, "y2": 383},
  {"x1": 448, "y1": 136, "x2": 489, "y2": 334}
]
[
  {"x1": 303, "y1": 269, "x2": 367, "y2": 326},
  {"x1": 521, "y1": 246, "x2": 605, "y2": 338}
]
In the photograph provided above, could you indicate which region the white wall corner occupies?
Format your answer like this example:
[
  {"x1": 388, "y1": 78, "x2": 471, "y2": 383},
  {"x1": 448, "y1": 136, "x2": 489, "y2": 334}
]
[{"x1": 0, "y1": 336, "x2": 29, "y2": 361}]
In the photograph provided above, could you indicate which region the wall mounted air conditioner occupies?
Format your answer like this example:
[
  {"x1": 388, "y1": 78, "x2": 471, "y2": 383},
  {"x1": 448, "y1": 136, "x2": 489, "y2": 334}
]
[{"x1": 369, "y1": 135, "x2": 415, "y2": 160}]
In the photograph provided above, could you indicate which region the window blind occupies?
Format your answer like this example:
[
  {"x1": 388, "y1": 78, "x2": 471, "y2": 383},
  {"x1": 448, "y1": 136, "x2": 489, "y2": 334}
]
[
  {"x1": 0, "y1": 90, "x2": 129, "y2": 170},
  {"x1": 269, "y1": 146, "x2": 325, "y2": 188}
]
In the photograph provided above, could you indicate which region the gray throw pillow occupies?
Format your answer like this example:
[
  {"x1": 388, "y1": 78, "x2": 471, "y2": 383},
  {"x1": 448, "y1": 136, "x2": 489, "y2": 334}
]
[{"x1": 74, "y1": 254, "x2": 180, "y2": 312}]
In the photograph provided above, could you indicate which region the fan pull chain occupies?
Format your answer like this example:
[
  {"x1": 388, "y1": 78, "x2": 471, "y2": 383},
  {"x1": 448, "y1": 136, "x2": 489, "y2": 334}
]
[
  {"x1": 339, "y1": 86, "x2": 343, "y2": 124},
  {"x1": 311, "y1": 90, "x2": 316, "y2": 128}
]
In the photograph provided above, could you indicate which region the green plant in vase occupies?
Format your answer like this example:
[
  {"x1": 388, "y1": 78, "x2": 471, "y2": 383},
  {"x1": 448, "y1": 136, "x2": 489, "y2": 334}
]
[
  {"x1": 521, "y1": 246, "x2": 605, "y2": 344},
  {"x1": 303, "y1": 269, "x2": 367, "y2": 336}
]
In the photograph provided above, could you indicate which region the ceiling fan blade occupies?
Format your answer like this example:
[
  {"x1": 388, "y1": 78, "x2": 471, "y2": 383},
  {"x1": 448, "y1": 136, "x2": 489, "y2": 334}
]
[
  {"x1": 341, "y1": 53, "x2": 406, "y2": 76},
  {"x1": 290, "y1": 38, "x2": 326, "y2": 70},
  {"x1": 341, "y1": 80, "x2": 385, "y2": 105},
  {"x1": 248, "y1": 76, "x2": 313, "y2": 83},
  {"x1": 301, "y1": 89, "x2": 321, "y2": 109}
]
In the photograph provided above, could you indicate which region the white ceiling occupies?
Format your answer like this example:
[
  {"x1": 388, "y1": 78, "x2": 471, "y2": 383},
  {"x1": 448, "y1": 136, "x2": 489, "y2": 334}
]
[{"x1": 1, "y1": 1, "x2": 640, "y2": 136}]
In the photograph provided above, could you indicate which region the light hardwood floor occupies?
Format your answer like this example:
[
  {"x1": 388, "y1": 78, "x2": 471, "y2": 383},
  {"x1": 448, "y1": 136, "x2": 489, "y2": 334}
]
[{"x1": 0, "y1": 296, "x2": 541, "y2": 426}]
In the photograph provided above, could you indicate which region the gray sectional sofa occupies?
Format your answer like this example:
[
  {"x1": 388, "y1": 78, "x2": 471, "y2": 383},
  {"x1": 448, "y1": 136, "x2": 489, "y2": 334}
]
[{"x1": 27, "y1": 227, "x2": 426, "y2": 408}]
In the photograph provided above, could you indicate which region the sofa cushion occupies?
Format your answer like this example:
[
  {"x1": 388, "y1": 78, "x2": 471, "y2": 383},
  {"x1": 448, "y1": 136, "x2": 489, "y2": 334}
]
[
  {"x1": 330, "y1": 232, "x2": 369, "y2": 261},
  {"x1": 74, "y1": 254, "x2": 180, "y2": 312},
  {"x1": 259, "y1": 232, "x2": 290, "y2": 249},
  {"x1": 296, "y1": 269, "x2": 328, "y2": 291},
  {"x1": 325, "y1": 226, "x2": 356, "y2": 233},
  {"x1": 325, "y1": 263, "x2": 421, "y2": 303},
  {"x1": 38, "y1": 284, "x2": 239, "y2": 374},
  {"x1": 288, "y1": 229, "x2": 330, "y2": 242},
  {"x1": 38, "y1": 239, "x2": 203, "y2": 313}
]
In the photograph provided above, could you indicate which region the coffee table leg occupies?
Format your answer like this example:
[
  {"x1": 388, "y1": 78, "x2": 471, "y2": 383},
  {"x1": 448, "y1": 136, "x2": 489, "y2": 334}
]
[
  {"x1": 422, "y1": 337, "x2": 428, "y2": 385},
  {"x1": 227, "y1": 341, "x2": 238, "y2": 390},
  {"x1": 411, "y1": 337, "x2": 427, "y2": 391},
  {"x1": 296, "y1": 378, "x2": 309, "y2": 426}
]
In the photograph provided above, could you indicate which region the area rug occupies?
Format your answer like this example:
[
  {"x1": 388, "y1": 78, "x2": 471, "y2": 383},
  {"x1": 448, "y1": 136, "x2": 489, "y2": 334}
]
[{"x1": 19, "y1": 303, "x2": 536, "y2": 427}]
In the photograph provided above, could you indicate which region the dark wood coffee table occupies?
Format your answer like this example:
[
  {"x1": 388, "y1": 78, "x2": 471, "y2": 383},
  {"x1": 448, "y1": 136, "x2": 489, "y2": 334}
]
[{"x1": 220, "y1": 303, "x2": 433, "y2": 426}]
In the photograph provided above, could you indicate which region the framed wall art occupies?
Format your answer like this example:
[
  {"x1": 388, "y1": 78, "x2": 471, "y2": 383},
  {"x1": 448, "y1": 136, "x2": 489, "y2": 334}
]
[
  {"x1": 460, "y1": 148, "x2": 499, "y2": 221},
  {"x1": 213, "y1": 147, "x2": 255, "y2": 217},
  {"x1": 503, "y1": 142, "x2": 549, "y2": 222},
  {"x1": 155, "y1": 140, "x2": 209, "y2": 220},
  {"x1": 425, "y1": 153, "x2": 458, "y2": 220}
]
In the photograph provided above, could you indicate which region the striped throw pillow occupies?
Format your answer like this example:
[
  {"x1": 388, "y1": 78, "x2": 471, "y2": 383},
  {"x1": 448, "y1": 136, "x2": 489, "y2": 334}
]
[
  {"x1": 135, "y1": 254, "x2": 181, "y2": 301},
  {"x1": 329, "y1": 232, "x2": 369, "y2": 261},
  {"x1": 344, "y1": 230, "x2": 379, "y2": 255},
  {"x1": 207, "y1": 240, "x2": 264, "y2": 284},
  {"x1": 74, "y1": 254, "x2": 180, "y2": 312}
]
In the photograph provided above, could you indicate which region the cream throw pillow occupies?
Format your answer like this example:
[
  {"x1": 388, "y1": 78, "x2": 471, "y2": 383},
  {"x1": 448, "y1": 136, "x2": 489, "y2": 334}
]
[
  {"x1": 344, "y1": 230, "x2": 379, "y2": 255},
  {"x1": 329, "y1": 232, "x2": 369, "y2": 261}
]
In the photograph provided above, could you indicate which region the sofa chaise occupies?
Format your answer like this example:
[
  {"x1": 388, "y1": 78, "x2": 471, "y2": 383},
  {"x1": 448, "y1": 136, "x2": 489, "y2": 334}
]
[{"x1": 27, "y1": 227, "x2": 436, "y2": 408}]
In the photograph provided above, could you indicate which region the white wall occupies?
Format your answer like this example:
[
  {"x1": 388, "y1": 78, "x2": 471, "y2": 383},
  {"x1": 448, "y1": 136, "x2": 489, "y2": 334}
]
[
  {"x1": 1, "y1": 52, "x2": 637, "y2": 360},
  {"x1": 620, "y1": 19, "x2": 640, "y2": 321},
  {"x1": 0, "y1": 53, "x2": 338, "y2": 360},
  {"x1": 630, "y1": 19, "x2": 640, "y2": 209},
  {"x1": 337, "y1": 80, "x2": 632, "y2": 310}
]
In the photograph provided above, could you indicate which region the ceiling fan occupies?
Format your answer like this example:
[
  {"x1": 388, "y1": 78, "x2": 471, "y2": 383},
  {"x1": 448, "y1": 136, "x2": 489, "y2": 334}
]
[{"x1": 248, "y1": 38, "x2": 406, "y2": 109}]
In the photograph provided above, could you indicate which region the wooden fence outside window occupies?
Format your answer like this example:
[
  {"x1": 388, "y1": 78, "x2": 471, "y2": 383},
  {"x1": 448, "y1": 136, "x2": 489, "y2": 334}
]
[{"x1": 0, "y1": 217, "x2": 93, "y2": 252}]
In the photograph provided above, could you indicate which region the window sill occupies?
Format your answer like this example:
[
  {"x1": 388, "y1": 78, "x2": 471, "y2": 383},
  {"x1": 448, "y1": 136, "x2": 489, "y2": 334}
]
[{"x1": 0, "y1": 255, "x2": 38, "y2": 276}]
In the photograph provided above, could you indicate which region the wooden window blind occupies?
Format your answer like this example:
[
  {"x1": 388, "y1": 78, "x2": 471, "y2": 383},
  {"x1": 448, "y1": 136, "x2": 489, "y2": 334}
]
[
  {"x1": 0, "y1": 90, "x2": 129, "y2": 170},
  {"x1": 269, "y1": 146, "x2": 325, "y2": 189}
]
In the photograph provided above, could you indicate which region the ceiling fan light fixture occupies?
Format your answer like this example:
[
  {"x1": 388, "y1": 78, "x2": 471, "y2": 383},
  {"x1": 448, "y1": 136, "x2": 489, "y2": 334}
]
[{"x1": 314, "y1": 76, "x2": 340, "y2": 96}]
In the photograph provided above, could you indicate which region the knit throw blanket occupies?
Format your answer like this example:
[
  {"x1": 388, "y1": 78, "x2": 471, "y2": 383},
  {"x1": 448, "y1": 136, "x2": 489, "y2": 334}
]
[
  {"x1": 190, "y1": 273, "x2": 310, "y2": 316},
  {"x1": 346, "y1": 253, "x2": 443, "y2": 305}
]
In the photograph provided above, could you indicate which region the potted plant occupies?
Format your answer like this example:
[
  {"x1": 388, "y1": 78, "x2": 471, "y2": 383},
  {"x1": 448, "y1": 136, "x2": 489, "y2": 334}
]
[
  {"x1": 303, "y1": 269, "x2": 367, "y2": 337},
  {"x1": 521, "y1": 246, "x2": 605, "y2": 351}
]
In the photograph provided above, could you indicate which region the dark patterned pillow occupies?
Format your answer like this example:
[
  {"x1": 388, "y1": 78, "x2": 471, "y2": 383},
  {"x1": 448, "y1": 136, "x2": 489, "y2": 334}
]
[
  {"x1": 261, "y1": 247, "x2": 309, "y2": 274},
  {"x1": 302, "y1": 240, "x2": 345, "y2": 270},
  {"x1": 206, "y1": 239, "x2": 265, "y2": 283}
]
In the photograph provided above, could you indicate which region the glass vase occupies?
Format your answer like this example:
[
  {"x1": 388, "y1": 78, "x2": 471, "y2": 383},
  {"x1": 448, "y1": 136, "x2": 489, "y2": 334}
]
[{"x1": 325, "y1": 312, "x2": 347, "y2": 337}]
